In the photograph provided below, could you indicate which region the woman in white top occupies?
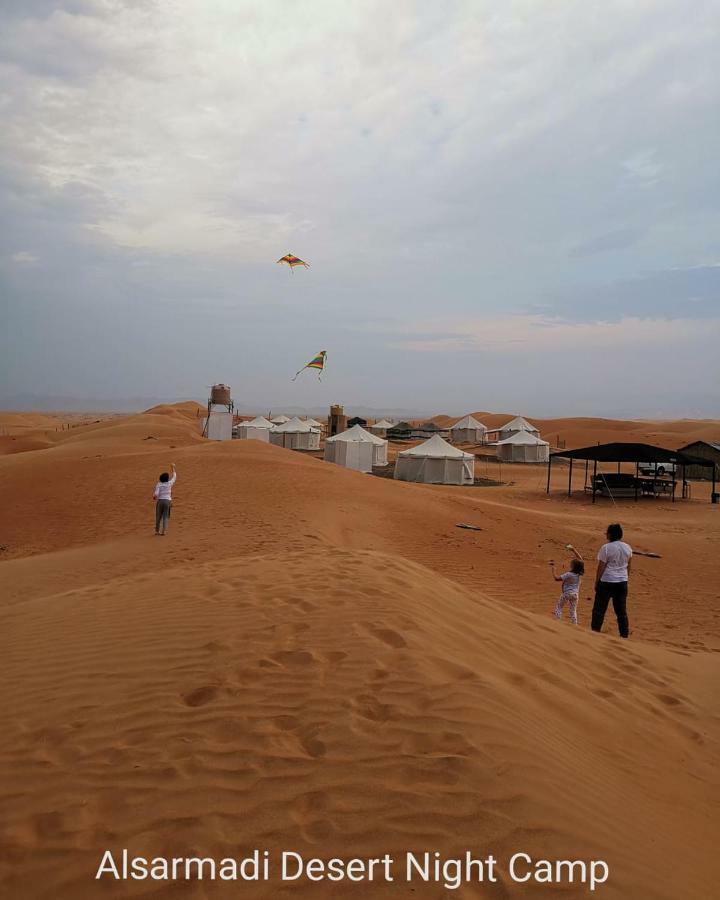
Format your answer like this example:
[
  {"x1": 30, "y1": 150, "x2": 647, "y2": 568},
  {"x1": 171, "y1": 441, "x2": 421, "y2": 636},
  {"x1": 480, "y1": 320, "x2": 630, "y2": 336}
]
[
  {"x1": 153, "y1": 463, "x2": 176, "y2": 535},
  {"x1": 591, "y1": 523, "x2": 632, "y2": 638}
]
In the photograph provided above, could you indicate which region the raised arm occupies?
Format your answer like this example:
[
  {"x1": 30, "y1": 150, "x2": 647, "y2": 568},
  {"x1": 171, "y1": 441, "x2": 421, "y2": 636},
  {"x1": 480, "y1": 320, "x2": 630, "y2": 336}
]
[
  {"x1": 549, "y1": 561, "x2": 563, "y2": 583},
  {"x1": 168, "y1": 463, "x2": 177, "y2": 486}
]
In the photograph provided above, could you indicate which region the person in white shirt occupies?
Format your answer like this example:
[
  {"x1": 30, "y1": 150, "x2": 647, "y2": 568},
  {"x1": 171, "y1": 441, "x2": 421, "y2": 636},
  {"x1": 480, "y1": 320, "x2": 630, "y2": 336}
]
[
  {"x1": 549, "y1": 545, "x2": 585, "y2": 625},
  {"x1": 153, "y1": 463, "x2": 176, "y2": 535},
  {"x1": 591, "y1": 523, "x2": 632, "y2": 638}
]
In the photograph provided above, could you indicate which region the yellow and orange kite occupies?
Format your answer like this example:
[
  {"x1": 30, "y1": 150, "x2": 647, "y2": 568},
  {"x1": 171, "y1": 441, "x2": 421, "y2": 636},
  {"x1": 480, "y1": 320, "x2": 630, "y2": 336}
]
[{"x1": 277, "y1": 253, "x2": 309, "y2": 271}]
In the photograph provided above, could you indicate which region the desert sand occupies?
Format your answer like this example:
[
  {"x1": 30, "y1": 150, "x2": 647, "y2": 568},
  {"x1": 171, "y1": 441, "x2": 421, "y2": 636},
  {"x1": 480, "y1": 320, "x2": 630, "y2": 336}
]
[{"x1": 1, "y1": 405, "x2": 718, "y2": 899}]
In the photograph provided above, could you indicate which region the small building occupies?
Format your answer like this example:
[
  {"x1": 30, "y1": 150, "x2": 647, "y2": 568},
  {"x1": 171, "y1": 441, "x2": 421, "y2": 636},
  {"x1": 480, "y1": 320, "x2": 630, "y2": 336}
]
[
  {"x1": 324, "y1": 425, "x2": 389, "y2": 472},
  {"x1": 329, "y1": 404, "x2": 347, "y2": 436},
  {"x1": 450, "y1": 415, "x2": 488, "y2": 444},
  {"x1": 498, "y1": 416, "x2": 539, "y2": 441},
  {"x1": 678, "y1": 441, "x2": 720, "y2": 480},
  {"x1": 394, "y1": 434, "x2": 475, "y2": 485},
  {"x1": 203, "y1": 409, "x2": 233, "y2": 441}
]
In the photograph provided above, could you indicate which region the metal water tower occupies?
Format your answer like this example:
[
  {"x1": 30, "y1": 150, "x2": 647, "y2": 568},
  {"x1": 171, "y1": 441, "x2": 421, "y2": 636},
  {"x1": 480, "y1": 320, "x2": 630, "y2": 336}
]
[{"x1": 202, "y1": 384, "x2": 234, "y2": 440}]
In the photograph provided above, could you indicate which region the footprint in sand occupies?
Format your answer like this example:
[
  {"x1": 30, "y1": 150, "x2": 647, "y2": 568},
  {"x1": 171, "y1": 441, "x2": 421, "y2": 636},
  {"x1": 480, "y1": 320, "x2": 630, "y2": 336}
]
[
  {"x1": 299, "y1": 735, "x2": 327, "y2": 758},
  {"x1": 358, "y1": 623, "x2": 407, "y2": 649},
  {"x1": 656, "y1": 693, "x2": 684, "y2": 708},
  {"x1": 271, "y1": 649, "x2": 316, "y2": 667},
  {"x1": 182, "y1": 685, "x2": 219, "y2": 707}
]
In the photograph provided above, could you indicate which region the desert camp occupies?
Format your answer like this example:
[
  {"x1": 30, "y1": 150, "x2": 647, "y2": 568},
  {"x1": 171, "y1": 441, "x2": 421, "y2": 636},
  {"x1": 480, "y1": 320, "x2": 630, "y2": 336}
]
[{"x1": 2, "y1": 3, "x2": 719, "y2": 900}]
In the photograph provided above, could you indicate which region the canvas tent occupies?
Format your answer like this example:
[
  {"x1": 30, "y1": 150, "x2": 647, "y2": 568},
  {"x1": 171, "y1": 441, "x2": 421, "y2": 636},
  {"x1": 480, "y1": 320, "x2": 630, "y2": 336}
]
[
  {"x1": 270, "y1": 415, "x2": 290, "y2": 425},
  {"x1": 496, "y1": 431, "x2": 549, "y2": 463},
  {"x1": 411, "y1": 421, "x2": 449, "y2": 439},
  {"x1": 270, "y1": 416, "x2": 320, "y2": 450},
  {"x1": 450, "y1": 415, "x2": 488, "y2": 444},
  {"x1": 234, "y1": 415, "x2": 273, "y2": 441},
  {"x1": 387, "y1": 421, "x2": 413, "y2": 440},
  {"x1": 324, "y1": 425, "x2": 388, "y2": 472},
  {"x1": 498, "y1": 416, "x2": 539, "y2": 440},
  {"x1": 369, "y1": 418, "x2": 394, "y2": 437},
  {"x1": 394, "y1": 434, "x2": 475, "y2": 485},
  {"x1": 304, "y1": 417, "x2": 324, "y2": 430}
]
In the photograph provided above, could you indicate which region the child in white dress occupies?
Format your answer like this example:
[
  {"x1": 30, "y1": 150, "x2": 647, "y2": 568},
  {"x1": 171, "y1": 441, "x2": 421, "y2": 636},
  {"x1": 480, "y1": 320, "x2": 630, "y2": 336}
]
[{"x1": 549, "y1": 545, "x2": 585, "y2": 625}]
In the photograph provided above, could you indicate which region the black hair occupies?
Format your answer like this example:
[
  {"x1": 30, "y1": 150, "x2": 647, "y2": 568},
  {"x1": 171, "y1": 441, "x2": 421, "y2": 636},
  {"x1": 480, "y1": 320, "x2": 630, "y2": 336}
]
[
  {"x1": 607, "y1": 523, "x2": 623, "y2": 541},
  {"x1": 159, "y1": 472, "x2": 170, "y2": 483},
  {"x1": 570, "y1": 558, "x2": 585, "y2": 575}
]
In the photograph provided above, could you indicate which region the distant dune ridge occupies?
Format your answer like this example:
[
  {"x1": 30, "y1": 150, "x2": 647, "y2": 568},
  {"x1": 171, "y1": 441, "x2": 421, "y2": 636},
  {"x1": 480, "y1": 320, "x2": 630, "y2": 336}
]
[{"x1": 0, "y1": 404, "x2": 718, "y2": 899}]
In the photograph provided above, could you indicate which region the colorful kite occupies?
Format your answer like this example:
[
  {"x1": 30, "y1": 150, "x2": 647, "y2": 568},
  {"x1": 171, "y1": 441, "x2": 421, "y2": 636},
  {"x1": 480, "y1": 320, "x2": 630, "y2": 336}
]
[
  {"x1": 292, "y1": 350, "x2": 327, "y2": 381},
  {"x1": 277, "y1": 253, "x2": 309, "y2": 271}
]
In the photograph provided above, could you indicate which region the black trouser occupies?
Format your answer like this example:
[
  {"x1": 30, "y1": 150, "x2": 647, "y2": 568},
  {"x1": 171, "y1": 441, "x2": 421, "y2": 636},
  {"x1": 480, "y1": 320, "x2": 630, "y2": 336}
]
[
  {"x1": 592, "y1": 581, "x2": 629, "y2": 638},
  {"x1": 155, "y1": 499, "x2": 171, "y2": 533}
]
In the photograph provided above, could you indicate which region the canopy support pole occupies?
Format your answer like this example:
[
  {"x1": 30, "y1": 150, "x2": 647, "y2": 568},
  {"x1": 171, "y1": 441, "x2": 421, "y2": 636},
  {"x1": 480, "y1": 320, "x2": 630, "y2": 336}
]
[
  {"x1": 634, "y1": 461, "x2": 639, "y2": 502},
  {"x1": 592, "y1": 459, "x2": 597, "y2": 504},
  {"x1": 568, "y1": 458, "x2": 573, "y2": 496},
  {"x1": 546, "y1": 454, "x2": 552, "y2": 494}
]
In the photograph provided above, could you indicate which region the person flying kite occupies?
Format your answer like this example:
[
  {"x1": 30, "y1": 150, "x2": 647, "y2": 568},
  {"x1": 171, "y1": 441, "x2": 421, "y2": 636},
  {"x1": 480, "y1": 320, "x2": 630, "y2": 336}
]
[
  {"x1": 292, "y1": 350, "x2": 327, "y2": 381},
  {"x1": 277, "y1": 253, "x2": 309, "y2": 272}
]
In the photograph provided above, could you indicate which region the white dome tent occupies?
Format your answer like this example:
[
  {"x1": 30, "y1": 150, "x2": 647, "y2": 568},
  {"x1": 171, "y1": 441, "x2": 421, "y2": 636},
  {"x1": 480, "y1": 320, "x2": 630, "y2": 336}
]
[
  {"x1": 496, "y1": 431, "x2": 549, "y2": 463},
  {"x1": 450, "y1": 415, "x2": 488, "y2": 444},
  {"x1": 234, "y1": 416, "x2": 273, "y2": 442},
  {"x1": 369, "y1": 418, "x2": 394, "y2": 438},
  {"x1": 304, "y1": 417, "x2": 325, "y2": 430},
  {"x1": 270, "y1": 414, "x2": 290, "y2": 425},
  {"x1": 394, "y1": 434, "x2": 475, "y2": 485},
  {"x1": 325, "y1": 425, "x2": 388, "y2": 472},
  {"x1": 498, "y1": 416, "x2": 539, "y2": 441},
  {"x1": 270, "y1": 417, "x2": 321, "y2": 451}
]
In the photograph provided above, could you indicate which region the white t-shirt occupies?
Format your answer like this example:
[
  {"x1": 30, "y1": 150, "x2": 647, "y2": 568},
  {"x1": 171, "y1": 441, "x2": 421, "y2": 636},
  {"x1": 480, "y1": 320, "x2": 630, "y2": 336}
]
[
  {"x1": 597, "y1": 541, "x2": 632, "y2": 583},
  {"x1": 560, "y1": 572, "x2": 581, "y2": 596},
  {"x1": 153, "y1": 471, "x2": 176, "y2": 501}
]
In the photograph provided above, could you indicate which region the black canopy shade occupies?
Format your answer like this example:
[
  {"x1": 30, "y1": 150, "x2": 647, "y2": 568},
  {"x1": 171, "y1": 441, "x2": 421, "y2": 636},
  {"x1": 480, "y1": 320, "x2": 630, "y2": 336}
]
[
  {"x1": 547, "y1": 442, "x2": 717, "y2": 503},
  {"x1": 551, "y1": 442, "x2": 715, "y2": 469}
]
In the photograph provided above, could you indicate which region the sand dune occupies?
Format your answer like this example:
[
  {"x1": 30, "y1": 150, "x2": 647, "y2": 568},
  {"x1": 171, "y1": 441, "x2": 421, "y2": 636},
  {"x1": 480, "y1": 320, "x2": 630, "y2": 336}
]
[
  {"x1": 1, "y1": 406, "x2": 718, "y2": 899},
  {"x1": 2, "y1": 549, "x2": 718, "y2": 899}
]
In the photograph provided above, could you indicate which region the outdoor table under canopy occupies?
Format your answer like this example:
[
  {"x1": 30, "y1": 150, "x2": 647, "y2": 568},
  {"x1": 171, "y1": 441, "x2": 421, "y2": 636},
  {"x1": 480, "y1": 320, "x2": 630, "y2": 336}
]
[{"x1": 546, "y1": 442, "x2": 717, "y2": 503}]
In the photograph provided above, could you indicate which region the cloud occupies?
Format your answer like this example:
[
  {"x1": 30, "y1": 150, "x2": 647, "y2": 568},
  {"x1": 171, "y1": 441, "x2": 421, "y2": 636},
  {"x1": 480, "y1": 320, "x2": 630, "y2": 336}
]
[
  {"x1": 9, "y1": 250, "x2": 39, "y2": 263},
  {"x1": 1, "y1": 1, "x2": 720, "y2": 415},
  {"x1": 386, "y1": 313, "x2": 719, "y2": 354}
]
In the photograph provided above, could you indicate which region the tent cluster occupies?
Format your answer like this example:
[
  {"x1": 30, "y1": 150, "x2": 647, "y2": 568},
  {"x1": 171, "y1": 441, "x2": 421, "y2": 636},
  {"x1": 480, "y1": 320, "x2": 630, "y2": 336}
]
[
  {"x1": 233, "y1": 415, "x2": 321, "y2": 450},
  {"x1": 447, "y1": 412, "x2": 549, "y2": 463}
]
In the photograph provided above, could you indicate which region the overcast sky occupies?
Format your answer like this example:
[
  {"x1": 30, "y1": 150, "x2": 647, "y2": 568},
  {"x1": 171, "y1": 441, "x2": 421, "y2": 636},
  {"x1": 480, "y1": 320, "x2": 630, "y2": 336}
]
[{"x1": 1, "y1": 0, "x2": 719, "y2": 417}]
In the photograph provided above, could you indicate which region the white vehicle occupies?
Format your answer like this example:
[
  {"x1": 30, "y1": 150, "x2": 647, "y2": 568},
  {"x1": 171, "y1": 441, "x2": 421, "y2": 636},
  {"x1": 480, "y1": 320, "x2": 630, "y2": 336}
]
[{"x1": 638, "y1": 461, "x2": 676, "y2": 478}]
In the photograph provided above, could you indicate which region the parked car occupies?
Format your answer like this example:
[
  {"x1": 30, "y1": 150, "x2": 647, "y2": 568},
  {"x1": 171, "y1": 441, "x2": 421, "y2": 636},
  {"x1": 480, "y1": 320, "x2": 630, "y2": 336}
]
[{"x1": 638, "y1": 461, "x2": 676, "y2": 478}]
